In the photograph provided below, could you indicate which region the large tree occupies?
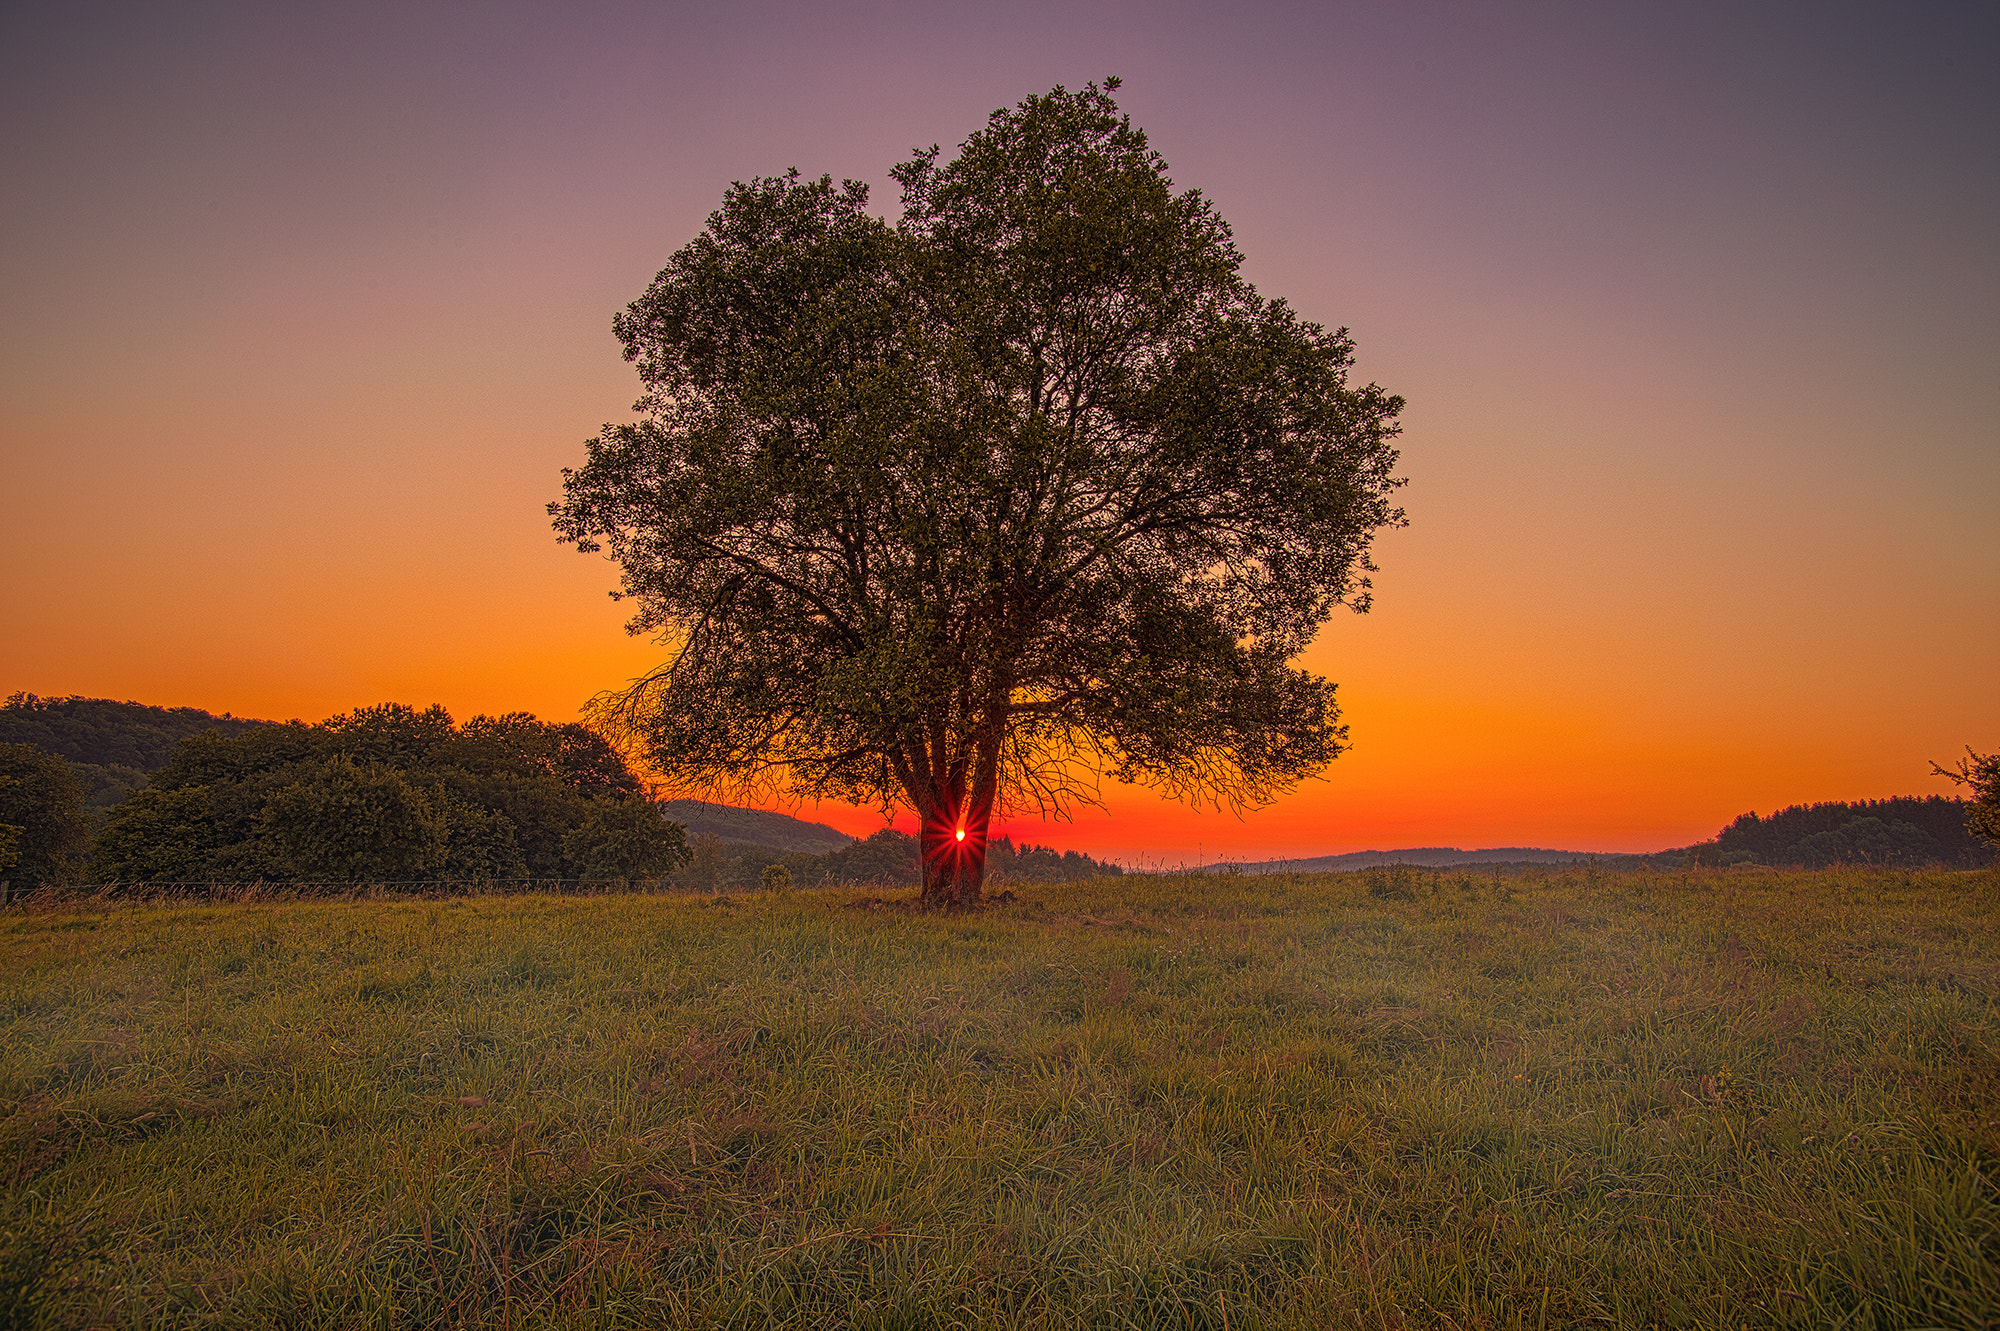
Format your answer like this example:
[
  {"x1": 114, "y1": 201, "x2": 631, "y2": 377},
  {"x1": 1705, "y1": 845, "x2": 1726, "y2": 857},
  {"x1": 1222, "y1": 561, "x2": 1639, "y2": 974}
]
[{"x1": 552, "y1": 81, "x2": 1405, "y2": 908}]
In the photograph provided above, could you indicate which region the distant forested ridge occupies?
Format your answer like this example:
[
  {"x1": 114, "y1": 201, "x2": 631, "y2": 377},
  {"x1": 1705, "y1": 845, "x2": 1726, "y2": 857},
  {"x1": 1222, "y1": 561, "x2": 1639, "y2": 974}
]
[
  {"x1": 1702, "y1": 797, "x2": 1992, "y2": 868},
  {"x1": 0, "y1": 693, "x2": 277, "y2": 812},
  {"x1": 1211, "y1": 847, "x2": 1621, "y2": 874},
  {"x1": 684, "y1": 828, "x2": 1125, "y2": 892}
]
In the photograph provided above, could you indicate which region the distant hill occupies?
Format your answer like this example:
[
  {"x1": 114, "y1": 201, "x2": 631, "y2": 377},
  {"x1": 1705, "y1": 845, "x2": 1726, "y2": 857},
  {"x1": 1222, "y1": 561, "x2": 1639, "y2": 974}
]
[
  {"x1": 661, "y1": 800, "x2": 856, "y2": 855},
  {"x1": 0, "y1": 693, "x2": 277, "y2": 768},
  {"x1": 1201, "y1": 846, "x2": 1622, "y2": 875},
  {"x1": 0, "y1": 693, "x2": 279, "y2": 811},
  {"x1": 1196, "y1": 796, "x2": 1994, "y2": 875}
]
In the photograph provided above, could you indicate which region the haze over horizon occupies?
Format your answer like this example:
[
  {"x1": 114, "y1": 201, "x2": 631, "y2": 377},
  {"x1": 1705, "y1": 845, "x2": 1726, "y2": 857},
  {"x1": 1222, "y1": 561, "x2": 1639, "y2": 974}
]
[{"x1": 4, "y1": 1, "x2": 1995, "y2": 864}]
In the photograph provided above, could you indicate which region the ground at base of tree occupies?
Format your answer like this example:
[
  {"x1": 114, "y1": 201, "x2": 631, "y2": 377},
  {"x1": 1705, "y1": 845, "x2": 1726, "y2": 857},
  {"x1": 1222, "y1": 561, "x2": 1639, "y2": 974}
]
[{"x1": 2, "y1": 866, "x2": 1996, "y2": 1329}]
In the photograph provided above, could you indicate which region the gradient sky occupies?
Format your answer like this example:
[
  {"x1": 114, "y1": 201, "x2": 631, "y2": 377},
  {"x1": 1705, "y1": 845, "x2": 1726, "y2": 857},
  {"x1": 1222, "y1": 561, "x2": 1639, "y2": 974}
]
[{"x1": 4, "y1": 1, "x2": 1995, "y2": 863}]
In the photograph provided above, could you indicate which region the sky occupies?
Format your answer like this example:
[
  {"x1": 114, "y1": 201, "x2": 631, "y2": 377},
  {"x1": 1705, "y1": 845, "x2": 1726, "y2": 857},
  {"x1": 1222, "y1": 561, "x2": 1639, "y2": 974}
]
[{"x1": 3, "y1": 0, "x2": 1995, "y2": 864}]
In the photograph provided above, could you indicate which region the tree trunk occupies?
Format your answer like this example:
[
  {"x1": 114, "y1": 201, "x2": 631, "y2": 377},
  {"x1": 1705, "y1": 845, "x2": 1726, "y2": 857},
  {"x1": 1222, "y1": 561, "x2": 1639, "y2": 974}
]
[
  {"x1": 912, "y1": 714, "x2": 1005, "y2": 911},
  {"x1": 917, "y1": 790, "x2": 995, "y2": 909}
]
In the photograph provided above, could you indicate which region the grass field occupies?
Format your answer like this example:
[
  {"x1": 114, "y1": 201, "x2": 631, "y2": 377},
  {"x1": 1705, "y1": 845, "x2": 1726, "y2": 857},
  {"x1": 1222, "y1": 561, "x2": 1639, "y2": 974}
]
[{"x1": 1, "y1": 866, "x2": 1996, "y2": 1329}]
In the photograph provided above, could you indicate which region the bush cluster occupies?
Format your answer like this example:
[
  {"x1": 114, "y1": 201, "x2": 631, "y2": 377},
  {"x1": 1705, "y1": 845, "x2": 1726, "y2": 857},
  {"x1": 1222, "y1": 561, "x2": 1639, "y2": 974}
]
[{"x1": 87, "y1": 705, "x2": 687, "y2": 888}]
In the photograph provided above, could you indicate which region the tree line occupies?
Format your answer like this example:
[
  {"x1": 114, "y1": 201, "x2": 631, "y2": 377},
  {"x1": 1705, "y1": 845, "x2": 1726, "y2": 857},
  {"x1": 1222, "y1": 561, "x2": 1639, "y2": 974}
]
[
  {"x1": 0, "y1": 695, "x2": 1122, "y2": 896},
  {"x1": 5, "y1": 696, "x2": 1992, "y2": 891},
  {"x1": 1684, "y1": 792, "x2": 1995, "y2": 868},
  {"x1": 0, "y1": 701, "x2": 685, "y2": 892}
]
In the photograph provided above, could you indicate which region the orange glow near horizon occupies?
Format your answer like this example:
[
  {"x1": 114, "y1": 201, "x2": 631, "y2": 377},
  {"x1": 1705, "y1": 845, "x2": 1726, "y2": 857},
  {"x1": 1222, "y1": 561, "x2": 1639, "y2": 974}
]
[{"x1": 2, "y1": 6, "x2": 1994, "y2": 866}]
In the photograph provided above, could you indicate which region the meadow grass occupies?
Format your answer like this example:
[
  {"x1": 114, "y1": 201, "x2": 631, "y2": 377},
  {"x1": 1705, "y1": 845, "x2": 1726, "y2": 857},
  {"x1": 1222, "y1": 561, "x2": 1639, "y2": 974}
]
[{"x1": 1, "y1": 865, "x2": 1995, "y2": 1329}]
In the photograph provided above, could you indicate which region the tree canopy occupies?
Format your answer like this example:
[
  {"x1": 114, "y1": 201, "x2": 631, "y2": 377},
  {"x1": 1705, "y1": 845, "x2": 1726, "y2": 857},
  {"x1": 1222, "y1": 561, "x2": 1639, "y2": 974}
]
[
  {"x1": 1701, "y1": 794, "x2": 1994, "y2": 868},
  {"x1": 552, "y1": 81, "x2": 1405, "y2": 907}
]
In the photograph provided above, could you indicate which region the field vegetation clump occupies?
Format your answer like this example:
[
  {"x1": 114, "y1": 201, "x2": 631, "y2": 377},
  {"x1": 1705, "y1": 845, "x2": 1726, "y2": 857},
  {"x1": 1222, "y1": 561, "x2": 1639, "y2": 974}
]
[{"x1": 1, "y1": 865, "x2": 1996, "y2": 1328}]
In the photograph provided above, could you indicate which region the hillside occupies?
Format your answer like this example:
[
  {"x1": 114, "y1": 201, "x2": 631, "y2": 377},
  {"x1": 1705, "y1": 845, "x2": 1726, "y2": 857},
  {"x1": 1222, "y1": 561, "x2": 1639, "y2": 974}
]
[
  {"x1": 1206, "y1": 846, "x2": 1620, "y2": 874},
  {"x1": 0, "y1": 693, "x2": 278, "y2": 768},
  {"x1": 661, "y1": 799, "x2": 856, "y2": 855},
  {"x1": 1202, "y1": 796, "x2": 1992, "y2": 874},
  {"x1": 0, "y1": 693, "x2": 278, "y2": 811}
]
